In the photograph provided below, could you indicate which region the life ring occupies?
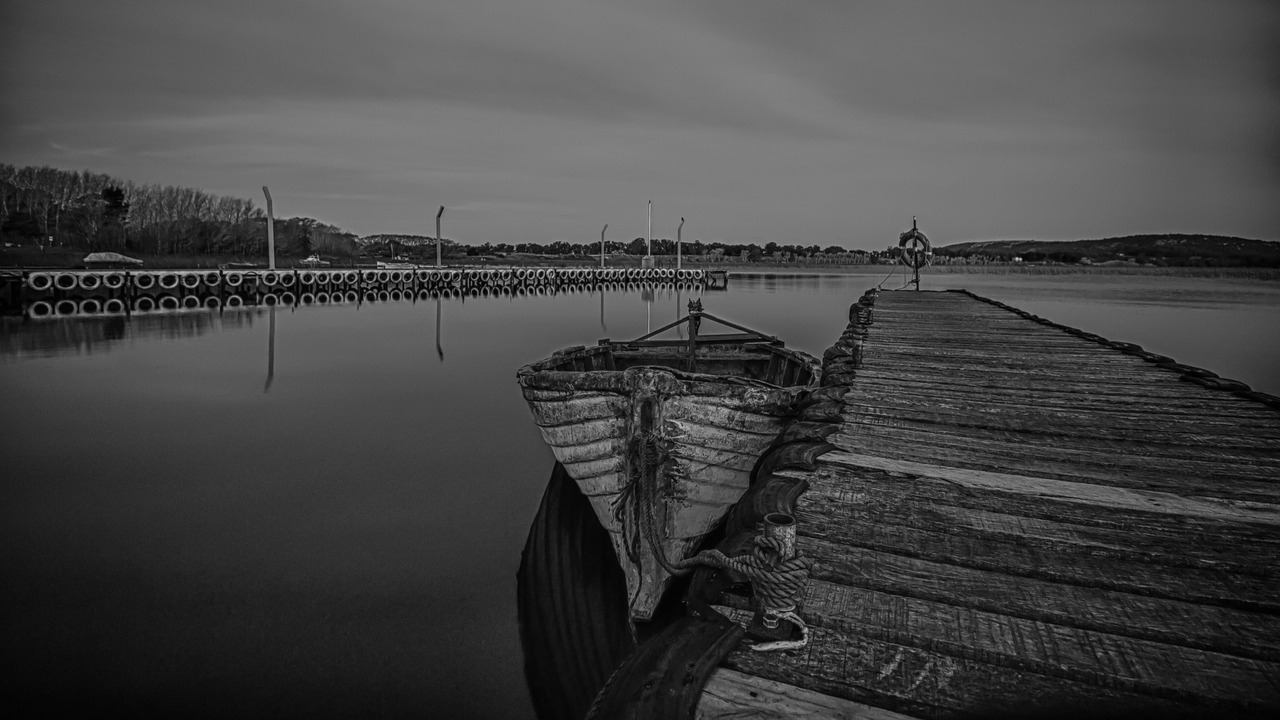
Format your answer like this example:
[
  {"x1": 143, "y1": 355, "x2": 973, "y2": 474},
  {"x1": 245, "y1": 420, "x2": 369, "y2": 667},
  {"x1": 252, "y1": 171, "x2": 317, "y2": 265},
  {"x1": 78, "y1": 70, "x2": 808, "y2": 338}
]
[{"x1": 898, "y1": 227, "x2": 932, "y2": 269}]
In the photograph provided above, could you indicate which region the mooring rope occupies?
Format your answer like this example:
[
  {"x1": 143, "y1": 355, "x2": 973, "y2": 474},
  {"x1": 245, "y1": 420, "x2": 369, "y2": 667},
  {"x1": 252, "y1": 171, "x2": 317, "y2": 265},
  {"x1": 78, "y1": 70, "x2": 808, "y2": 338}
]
[{"x1": 612, "y1": 428, "x2": 813, "y2": 651}]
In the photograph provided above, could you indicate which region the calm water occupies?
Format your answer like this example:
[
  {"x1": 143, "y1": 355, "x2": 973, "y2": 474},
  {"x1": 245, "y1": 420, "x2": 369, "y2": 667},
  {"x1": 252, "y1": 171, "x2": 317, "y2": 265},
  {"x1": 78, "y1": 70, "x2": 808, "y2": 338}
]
[{"x1": 2, "y1": 270, "x2": 1278, "y2": 717}]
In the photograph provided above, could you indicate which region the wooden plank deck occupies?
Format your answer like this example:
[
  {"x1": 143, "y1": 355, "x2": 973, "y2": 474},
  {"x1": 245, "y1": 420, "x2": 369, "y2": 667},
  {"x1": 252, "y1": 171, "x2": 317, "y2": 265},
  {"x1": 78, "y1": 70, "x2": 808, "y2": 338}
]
[{"x1": 701, "y1": 289, "x2": 1280, "y2": 718}]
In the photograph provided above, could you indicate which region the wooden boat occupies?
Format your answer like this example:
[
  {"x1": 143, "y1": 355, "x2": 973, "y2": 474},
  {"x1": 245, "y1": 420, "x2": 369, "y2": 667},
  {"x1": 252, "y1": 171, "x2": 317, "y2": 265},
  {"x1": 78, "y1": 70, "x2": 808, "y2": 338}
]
[{"x1": 517, "y1": 301, "x2": 820, "y2": 621}]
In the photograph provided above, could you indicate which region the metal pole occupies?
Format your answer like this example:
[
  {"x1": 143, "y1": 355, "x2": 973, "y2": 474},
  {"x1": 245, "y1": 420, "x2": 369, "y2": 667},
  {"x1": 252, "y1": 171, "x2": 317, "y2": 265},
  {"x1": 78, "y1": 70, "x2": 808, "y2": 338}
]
[
  {"x1": 435, "y1": 206, "x2": 445, "y2": 268},
  {"x1": 647, "y1": 200, "x2": 651, "y2": 257},
  {"x1": 677, "y1": 217, "x2": 684, "y2": 271},
  {"x1": 262, "y1": 186, "x2": 275, "y2": 270},
  {"x1": 601, "y1": 224, "x2": 608, "y2": 269}
]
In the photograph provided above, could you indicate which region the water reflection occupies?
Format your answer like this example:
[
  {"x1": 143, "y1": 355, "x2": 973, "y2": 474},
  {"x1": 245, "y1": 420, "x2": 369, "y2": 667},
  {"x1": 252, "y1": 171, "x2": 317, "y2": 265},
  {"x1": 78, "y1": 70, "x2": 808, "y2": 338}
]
[
  {"x1": 0, "y1": 309, "x2": 262, "y2": 360},
  {"x1": 264, "y1": 306, "x2": 276, "y2": 393}
]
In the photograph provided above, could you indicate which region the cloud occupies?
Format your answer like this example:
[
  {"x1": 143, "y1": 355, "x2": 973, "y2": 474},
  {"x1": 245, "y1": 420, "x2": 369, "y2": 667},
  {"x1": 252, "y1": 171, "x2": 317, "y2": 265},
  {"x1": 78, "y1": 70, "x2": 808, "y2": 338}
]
[{"x1": 2, "y1": 0, "x2": 1277, "y2": 243}]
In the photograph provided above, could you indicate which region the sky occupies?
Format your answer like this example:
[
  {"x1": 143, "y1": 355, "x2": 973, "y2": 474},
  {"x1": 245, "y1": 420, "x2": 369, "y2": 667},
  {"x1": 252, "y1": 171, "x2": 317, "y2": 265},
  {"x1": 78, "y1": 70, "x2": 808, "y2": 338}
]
[{"x1": 2, "y1": 0, "x2": 1278, "y2": 250}]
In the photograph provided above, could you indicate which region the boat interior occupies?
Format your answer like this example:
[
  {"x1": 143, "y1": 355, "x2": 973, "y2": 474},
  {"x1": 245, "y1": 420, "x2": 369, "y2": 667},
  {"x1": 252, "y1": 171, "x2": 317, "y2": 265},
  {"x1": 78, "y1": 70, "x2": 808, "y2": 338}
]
[{"x1": 539, "y1": 304, "x2": 817, "y2": 387}]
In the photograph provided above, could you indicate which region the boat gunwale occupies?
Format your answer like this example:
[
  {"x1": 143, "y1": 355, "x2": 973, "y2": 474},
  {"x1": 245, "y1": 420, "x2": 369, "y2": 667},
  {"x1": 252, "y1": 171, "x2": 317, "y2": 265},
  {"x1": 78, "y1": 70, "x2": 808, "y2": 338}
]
[{"x1": 517, "y1": 341, "x2": 820, "y2": 396}]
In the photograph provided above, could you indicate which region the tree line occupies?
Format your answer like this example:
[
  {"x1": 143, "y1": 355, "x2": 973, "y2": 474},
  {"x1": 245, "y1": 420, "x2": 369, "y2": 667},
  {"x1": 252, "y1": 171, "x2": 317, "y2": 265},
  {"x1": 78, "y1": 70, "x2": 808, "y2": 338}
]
[{"x1": 0, "y1": 164, "x2": 360, "y2": 258}]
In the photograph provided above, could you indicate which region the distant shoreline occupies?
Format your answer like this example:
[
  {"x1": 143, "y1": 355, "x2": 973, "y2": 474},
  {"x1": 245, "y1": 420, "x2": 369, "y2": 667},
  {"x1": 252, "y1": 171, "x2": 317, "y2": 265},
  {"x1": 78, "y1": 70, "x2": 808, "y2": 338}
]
[{"x1": 3, "y1": 246, "x2": 1276, "y2": 280}]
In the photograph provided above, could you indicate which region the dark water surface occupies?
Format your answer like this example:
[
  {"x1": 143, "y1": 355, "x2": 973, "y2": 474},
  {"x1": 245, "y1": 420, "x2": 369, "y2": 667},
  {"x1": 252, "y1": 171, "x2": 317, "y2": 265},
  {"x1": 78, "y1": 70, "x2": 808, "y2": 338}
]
[{"x1": 2, "y1": 271, "x2": 1277, "y2": 717}]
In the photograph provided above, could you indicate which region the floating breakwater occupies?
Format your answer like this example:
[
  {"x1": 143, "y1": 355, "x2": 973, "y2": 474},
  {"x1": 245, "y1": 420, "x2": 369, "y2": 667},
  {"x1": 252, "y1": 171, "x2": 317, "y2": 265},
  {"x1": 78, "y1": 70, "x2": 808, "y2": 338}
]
[{"x1": 11, "y1": 267, "x2": 710, "y2": 318}]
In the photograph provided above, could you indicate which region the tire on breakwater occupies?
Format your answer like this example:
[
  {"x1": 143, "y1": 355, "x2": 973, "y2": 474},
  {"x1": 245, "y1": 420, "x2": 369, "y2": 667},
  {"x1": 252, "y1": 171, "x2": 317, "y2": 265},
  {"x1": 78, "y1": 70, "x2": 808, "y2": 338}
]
[
  {"x1": 27, "y1": 272, "x2": 54, "y2": 291},
  {"x1": 28, "y1": 300, "x2": 53, "y2": 317}
]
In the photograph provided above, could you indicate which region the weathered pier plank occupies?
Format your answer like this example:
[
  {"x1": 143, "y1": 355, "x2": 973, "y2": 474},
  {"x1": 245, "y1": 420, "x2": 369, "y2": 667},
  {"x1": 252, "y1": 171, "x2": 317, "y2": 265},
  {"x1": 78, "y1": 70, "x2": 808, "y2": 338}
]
[{"x1": 706, "y1": 289, "x2": 1280, "y2": 717}]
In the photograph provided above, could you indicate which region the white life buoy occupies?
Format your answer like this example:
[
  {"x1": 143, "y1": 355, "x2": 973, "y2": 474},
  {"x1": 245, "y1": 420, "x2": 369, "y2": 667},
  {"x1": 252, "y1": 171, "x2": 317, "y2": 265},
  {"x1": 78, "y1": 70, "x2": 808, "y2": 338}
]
[{"x1": 898, "y1": 226, "x2": 933, "y2": 269}]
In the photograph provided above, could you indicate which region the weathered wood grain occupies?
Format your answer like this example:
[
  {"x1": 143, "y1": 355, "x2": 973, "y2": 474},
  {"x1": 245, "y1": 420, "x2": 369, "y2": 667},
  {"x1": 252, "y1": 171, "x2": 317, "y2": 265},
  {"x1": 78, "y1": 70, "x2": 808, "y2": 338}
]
[
  {"x1": 798, "y1": 480, "x2": 1278, "y2": 577},
  {"x1": 814, "y1": 453, "x2": 1280, "y2": 526},
  {"x1": 796, "y1": 580, "x2": 1280, "y2": 701},
  {"x1": 719, "y1": 609, "x2": 1212, "y2": 719},
  {"x1": 697, "y1": 668, "x2": 920, "y2": 720}
]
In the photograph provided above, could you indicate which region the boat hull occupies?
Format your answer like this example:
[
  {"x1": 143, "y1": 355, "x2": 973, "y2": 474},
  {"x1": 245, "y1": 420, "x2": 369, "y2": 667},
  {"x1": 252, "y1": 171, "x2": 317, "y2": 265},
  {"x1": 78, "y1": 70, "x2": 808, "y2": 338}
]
[{"x1": 519, "y1": 365, "x2": 808, "y2": 620}]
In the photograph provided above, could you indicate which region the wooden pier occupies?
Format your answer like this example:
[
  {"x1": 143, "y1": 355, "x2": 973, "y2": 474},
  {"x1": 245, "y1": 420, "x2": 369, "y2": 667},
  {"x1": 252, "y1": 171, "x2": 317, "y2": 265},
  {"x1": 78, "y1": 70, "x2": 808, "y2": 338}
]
[{"x1": 699, "y1": 289, "x2": 1280, "y2": 718}]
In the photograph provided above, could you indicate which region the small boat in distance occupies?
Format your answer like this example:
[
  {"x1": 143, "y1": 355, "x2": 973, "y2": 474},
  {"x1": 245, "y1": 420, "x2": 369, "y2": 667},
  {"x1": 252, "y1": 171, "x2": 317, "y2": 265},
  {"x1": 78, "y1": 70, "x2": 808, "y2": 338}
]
[{"x1": 517, "y1": 301, "x2": 820, "y2": 621}]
